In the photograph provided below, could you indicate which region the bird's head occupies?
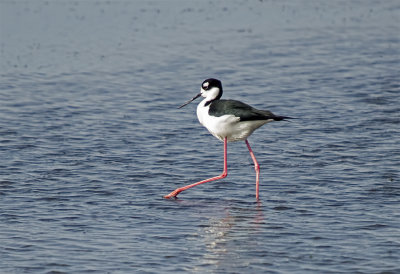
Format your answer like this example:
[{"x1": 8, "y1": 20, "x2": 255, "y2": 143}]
[{"x1": 178, "y1": 78, "x2": 223, "y2": 108}]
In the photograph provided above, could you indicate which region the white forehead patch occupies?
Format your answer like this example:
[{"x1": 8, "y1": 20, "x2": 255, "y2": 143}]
[{"x1": 202, "y1": 82, "x2": 209, "y2": 89}]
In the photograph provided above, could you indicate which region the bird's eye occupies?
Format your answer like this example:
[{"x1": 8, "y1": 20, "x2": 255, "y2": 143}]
[{"x1": 202, "y1": 82, "x2": 209, "y2": 90}]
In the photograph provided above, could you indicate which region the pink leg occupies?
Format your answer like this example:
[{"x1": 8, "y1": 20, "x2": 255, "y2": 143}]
[
  {"x1": 245, "y1": 139, "x2": 260, "y2": 200},
  {"x1": 164, "y1": 137, "x2": 228, "y2": 199}
]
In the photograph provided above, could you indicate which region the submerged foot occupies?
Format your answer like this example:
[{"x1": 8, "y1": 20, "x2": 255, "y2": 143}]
[{"x1": 164, "y1": 189, "x2": 180, "y2": 199}]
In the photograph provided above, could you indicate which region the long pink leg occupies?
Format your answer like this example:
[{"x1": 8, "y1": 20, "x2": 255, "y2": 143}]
[
  {"x1": 245, "y1": 139, "x2": 260, "y2": 200},
  {"x1": 164, "y1": 137, "x2": 228, "y2": 199}
]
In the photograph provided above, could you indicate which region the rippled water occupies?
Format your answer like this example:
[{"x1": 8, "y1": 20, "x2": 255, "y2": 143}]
[{"x1": 1, "y1": 1, "x2": 399, "y2": 273}]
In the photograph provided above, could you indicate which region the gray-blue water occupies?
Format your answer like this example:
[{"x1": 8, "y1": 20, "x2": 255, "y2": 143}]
[{"x1": 1, "y1": 1, "x2": 399, "y2": 273}]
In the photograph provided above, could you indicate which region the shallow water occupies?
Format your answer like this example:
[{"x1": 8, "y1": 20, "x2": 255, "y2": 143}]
[{"x1": 1, "y1": 1, "x2": 399, "y2": 273}]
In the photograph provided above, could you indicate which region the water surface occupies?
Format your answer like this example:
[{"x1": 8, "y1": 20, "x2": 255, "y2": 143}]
[{"x1": 1, "y1": 1, "x2": 399, "y2": 273}]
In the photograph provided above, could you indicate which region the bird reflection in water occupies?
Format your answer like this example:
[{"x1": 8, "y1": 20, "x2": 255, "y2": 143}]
[{"x1": 187, "y1": 201, "x2": 265, "y2": 271}]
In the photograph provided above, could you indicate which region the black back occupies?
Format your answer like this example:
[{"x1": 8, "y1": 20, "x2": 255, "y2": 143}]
[{"x1": 209, "y1": 99, "x2": 287, "y2": 121}]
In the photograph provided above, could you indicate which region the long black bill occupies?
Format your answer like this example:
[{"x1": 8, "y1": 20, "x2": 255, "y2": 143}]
[{"x1": 178, "y1": 93, "x2": 202, "y2": 109}]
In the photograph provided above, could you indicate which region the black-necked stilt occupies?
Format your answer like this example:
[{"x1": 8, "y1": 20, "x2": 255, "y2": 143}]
[{"x1": 164, "y1": 78, "x2": 292, "y2": 200}]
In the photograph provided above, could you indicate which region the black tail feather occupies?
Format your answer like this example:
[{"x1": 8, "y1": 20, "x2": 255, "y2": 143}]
[{"x1": 274, "y1": 116, "x2": 296, "y2": 121}]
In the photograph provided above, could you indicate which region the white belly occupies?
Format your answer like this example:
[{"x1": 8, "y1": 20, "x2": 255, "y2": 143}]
[{"x1": 197, "y1": 100, "x2": 271, "y2": 142}]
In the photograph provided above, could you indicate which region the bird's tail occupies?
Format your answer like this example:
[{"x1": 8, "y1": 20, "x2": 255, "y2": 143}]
[{"x1": 274, "y1": 116, "x2": 296, "y2": 121}]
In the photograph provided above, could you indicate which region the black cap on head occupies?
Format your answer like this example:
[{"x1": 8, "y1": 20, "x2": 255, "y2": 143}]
[{"x1": 202, "y1": 78, "x2": 222, "y2": 91}]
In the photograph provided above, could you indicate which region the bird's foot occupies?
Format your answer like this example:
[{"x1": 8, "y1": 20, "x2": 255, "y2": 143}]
[{"x1": 164, "y1": 189, "x2": 180, "y2": 199}]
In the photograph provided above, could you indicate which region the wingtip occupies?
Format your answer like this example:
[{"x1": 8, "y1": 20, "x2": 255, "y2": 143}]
[{"x1": 275, "y1": 116, "x2": 296, "y2": 121}]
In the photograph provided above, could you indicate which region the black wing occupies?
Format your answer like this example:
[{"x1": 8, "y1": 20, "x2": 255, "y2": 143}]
[{"x1": 209, "y1": 99, "x2": 290, "y2": 121}]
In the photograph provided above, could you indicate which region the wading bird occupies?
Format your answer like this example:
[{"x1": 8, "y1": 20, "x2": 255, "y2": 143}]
[{"x1": 164, "y1": 78, "x2": 292, "y2": 200}]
